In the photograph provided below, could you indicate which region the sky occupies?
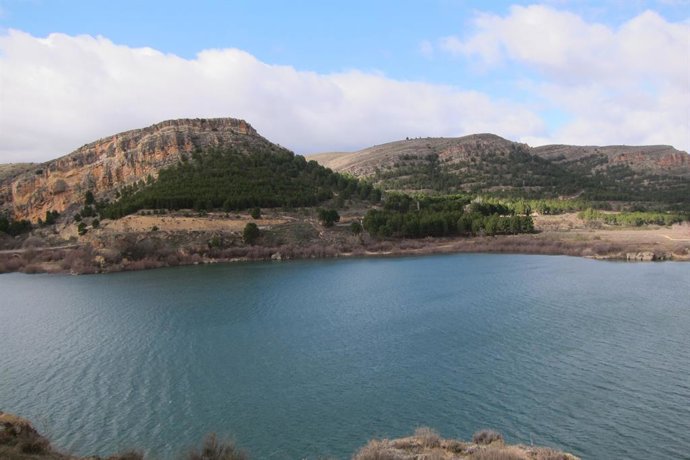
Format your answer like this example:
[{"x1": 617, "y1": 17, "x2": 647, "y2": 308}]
[{"x1": 0, "y1": 0, "x2": 688, "y2": 163}]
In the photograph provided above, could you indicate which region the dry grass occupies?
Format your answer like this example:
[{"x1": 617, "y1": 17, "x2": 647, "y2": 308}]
[
  {"x1": 187, "y1": 433, "x2": 248, "y2": 460},
  {"x1": 352, "y1": 439, "x2": 412, "y2": 460},
  {"x1": 473, "y1": 430, "x2": 504, "y2": 446},
  {"x1": 413, "y1": 427, "x2": 441, "y2": 449},
  {"x1": 470, "y1": 446, "x2": 528, "y2": 460},
  {"x1": 104, "y1": 213, "x2": 288, "y2": 233}
]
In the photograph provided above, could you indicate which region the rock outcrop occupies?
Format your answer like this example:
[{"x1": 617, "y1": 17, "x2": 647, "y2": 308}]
[
  {"x1": 0, "y1": 118, "x2": 259, "y2": 222},
  {"x1": 532, "y1": 144, "x2": 690, "y2": 175}
]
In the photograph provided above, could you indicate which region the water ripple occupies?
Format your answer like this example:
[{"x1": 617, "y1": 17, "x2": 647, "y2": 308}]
[{"x1": 1, "y1": 256, "x2": 689, "y2": 459}]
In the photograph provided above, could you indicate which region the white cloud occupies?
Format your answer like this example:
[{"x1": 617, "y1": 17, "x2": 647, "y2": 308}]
[
  {"x1": 0, "y1": 29, "x2": 544, "y2": 163},
  {"x1": 441, "y1": 5, "x2": 690, "y2": 151}
]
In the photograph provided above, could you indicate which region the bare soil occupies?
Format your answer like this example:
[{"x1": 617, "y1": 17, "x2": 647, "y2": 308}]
[{"x1": 103, "y1": 213, "x2": 290, "y2": 233}]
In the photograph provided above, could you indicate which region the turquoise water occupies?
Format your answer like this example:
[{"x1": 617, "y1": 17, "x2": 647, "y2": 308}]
[{"x1": 1, "y1": 254, "x2": 689, "y2": 459}]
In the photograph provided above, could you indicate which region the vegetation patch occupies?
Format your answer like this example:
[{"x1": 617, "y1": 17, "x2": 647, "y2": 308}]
[{"x1": 102, "y1": 147, "x2": 380, "y2": 218}]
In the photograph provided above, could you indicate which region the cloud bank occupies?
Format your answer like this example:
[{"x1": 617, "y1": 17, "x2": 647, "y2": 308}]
[
  {"x1": 0, "y1": 30, "x2": 542, "y2": 163},
  {"x1": 0, "y1": 5, "x2": 688, "y2": 163},
  {"x1": 440, "y1": 5, "x2": 689, "y2": 151}
]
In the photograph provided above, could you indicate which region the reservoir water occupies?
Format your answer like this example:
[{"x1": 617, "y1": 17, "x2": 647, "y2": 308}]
[{"x1": 1, "y1": 254, "x2": 689, "y2": 459}]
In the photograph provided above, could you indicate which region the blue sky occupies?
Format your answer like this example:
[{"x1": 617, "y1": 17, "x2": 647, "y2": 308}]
[{"x1": 0, "y1": 1, "x2": 688, "y2": 161}]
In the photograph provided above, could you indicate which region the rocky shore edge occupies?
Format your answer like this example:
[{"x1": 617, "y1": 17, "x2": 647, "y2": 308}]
[{"x1": 1, "y1": 412, "x2": 578, "y2": 459}]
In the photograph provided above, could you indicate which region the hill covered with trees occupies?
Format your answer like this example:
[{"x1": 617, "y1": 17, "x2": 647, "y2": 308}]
[
  {"x1": 311, "y1": 134, "x2": 690, "y2": 211},
  {"x1": 101, "y1": 146, "x2": 380, "y2": 219}
]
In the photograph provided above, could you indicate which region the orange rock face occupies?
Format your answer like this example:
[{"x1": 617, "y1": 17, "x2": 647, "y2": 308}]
[{"x1": 0, "y1": 118, "x2": 259, "y2": 222}]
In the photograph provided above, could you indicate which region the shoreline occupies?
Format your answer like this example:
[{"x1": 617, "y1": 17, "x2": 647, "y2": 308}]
[
  {"x1": 1, "y1": 228, "x2": 688, "y2": 275},
  {"x1": 2, "y1": 212, "x2": 688, "y2": 274}
]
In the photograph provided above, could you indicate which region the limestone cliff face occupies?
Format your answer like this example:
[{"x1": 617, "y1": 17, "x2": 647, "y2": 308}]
[
  {"x1": 0, "y1": 118, "x2": 259, "y2": 222},
  {"x1": 532, "y1": 144, "x2": 690, "y2": 175}
]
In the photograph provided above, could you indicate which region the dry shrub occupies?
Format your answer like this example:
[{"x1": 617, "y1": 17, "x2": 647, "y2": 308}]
[
  {"x1": 0, "y1": 255, "x2": 25, "y2": 272},
  {"x1": 445, "y1": 439, "x2": 468, "y2": 453},
  {"x1": 221, "y1": 247, "x2": 250, "y2": 259},
  {"x1": 353, "y1": 439, "x2": 411, "y2": 460},
  {"x1": 124, "y1": 257, "x2": 164, "y2": 271},
  {"x1": 60, "y1": 247, "x2": 98, "y2": 274},
  {"x1": 107, "y1": 450, "x2": 144, "y2": 460},
  {"x1": 22, "y1": 263, "x2": 43, "y2": 274},
  {"x1": 187, "y1": 433, "x2": 247, "y2": 460},
  {"x1": 529, "y1": 448, "x2": 575, "y2": 460},
  {"x1": 470, "y1": 447, "x2": 528, "y2": 460},
  {"x1": 21, "y1": 236, "x2": 46, "y2": 249},
  {"x1": 398, "y1": 240, "x2": 423, "y2": 250},
  {"x1": 672, "y1": 245, "x2": 688, "y2": 256},
  {"x1": 18, "y1": 436, "x2": 50, "y2": 454},
  {"x1": 413, "y1": 426, "x2": 441, "y2": 449},
  {"x1": 165, "y1": 253, "x2": 181, "y2": 266},
  {"x1": 473, "y1": 430, "x2": 503, "y2": 445}
]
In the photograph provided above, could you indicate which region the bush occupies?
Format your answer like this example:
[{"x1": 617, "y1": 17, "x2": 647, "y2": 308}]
[
  {"x1": 318, "y1": 208, "x2": 340, "y2": 227},
  {"x1": 353, "y1": 439, "x2": 407, "y2": 460},
  {"x1": 351, "y1": 221, "x2": 363, "y2": 235},
  {"x1": 243, "y1": 223, "x2": 260, "y2": 245},
  {"x1": 107, "y1": 450, "x2": 144, "y2": 460},
  {"x1": 414, "y1": 426, "x2": 441, "y2": 448},
  {"x1": 187, "y1": 433, "x2": 248, "y2": 460},
  {"x1": 470, "y1": 448, "x2": 526, "y2": 460},
  {"x1": 250, "y1": 207, "x2": 261, "y2": 219},
  {"x1": 473, "y1": 430, "x2": 503, "y2": 445}
]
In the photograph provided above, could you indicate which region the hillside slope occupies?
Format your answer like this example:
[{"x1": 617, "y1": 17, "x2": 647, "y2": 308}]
[{"x1": 311, "y1": 135, "x2": 690, "y2": 206}]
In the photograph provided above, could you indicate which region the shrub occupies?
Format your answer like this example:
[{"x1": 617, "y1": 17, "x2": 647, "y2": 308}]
[
  {"x1": 353, "y1": 439, "x2": 408, "y2": 460},
  {"x1": 250, "y1": 207, "x2": 261, "y2": 219},
  {"x1": 243, "y1": 223, "x2": 260, "y2": 245},
  {"x1": 187, "y1": 433, "x2": 248, "y2": 460},
  {"x1": 470, "y1": 448, "x2": 527, "y2": 460},
  {"x1": 107, "y1": 450, "x2": 144, "y2": 460},
  {"x1": 414, "y1": 426, "x2": 441, "y2": 448},
  {"x1": 473, "y1": 430, "x2": 503, "y2": 445},
  {"x1": 317, "y1": 208, "x2": 340, "y2": 227}
]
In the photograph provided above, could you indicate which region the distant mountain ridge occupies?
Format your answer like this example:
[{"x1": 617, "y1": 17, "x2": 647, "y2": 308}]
[
  {"x1": 2, "y1": 122, "x2": 688, "y2": 223},
  {"x1": 0, "y1": 118, "x2": 262, "y2": 221},
  {"x1": 311, "y1": 134, "x2": 689, "y2": 177},
  {"x1": 310, "y1": 134, "x2": 689, "y2": 205}
]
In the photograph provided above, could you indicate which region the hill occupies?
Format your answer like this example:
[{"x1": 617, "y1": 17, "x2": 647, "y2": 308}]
[
  {"x1": 0, "y1": 118, "x2": 262, "y2": 222},
  {"x1": 311, "y1": 135, "x2": 690, "y2": 209},
  {"x1": 1, "y1": 121, "x2": 688, "y2": 274}
]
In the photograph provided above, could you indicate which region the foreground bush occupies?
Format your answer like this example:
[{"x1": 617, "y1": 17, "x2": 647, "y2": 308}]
[
  {"x1": 187, "y1": 433, "x2": 248, "y2": 460},
  {"x1": 0, "y1": 412, "x2": 578, "y2": 460},
  {"x1": 473, "y1": 429, "x2": 504, "y2": 445}
]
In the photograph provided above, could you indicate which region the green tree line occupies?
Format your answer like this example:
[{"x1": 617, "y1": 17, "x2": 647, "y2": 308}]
[
  {"x1": 578, "y1": 208, "x2": 689, "y2": 226},
  {"x1": 0, "y1": 214, "x2": 32, "y2": 236},
  {"x1": 363, "y1": 193, "x2": 534, "y2": 238},
  {"x1": 102, "y1": 147, "x2": 381, "y2": 219}
]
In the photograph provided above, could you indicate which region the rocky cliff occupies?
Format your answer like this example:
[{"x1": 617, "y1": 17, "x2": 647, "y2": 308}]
[
  {"x1": 0, "y1": 118, "x2": 259, "y2": 222},
  {"x1": 531, "y1": 143, "x2": 690, "y2": 174}
]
